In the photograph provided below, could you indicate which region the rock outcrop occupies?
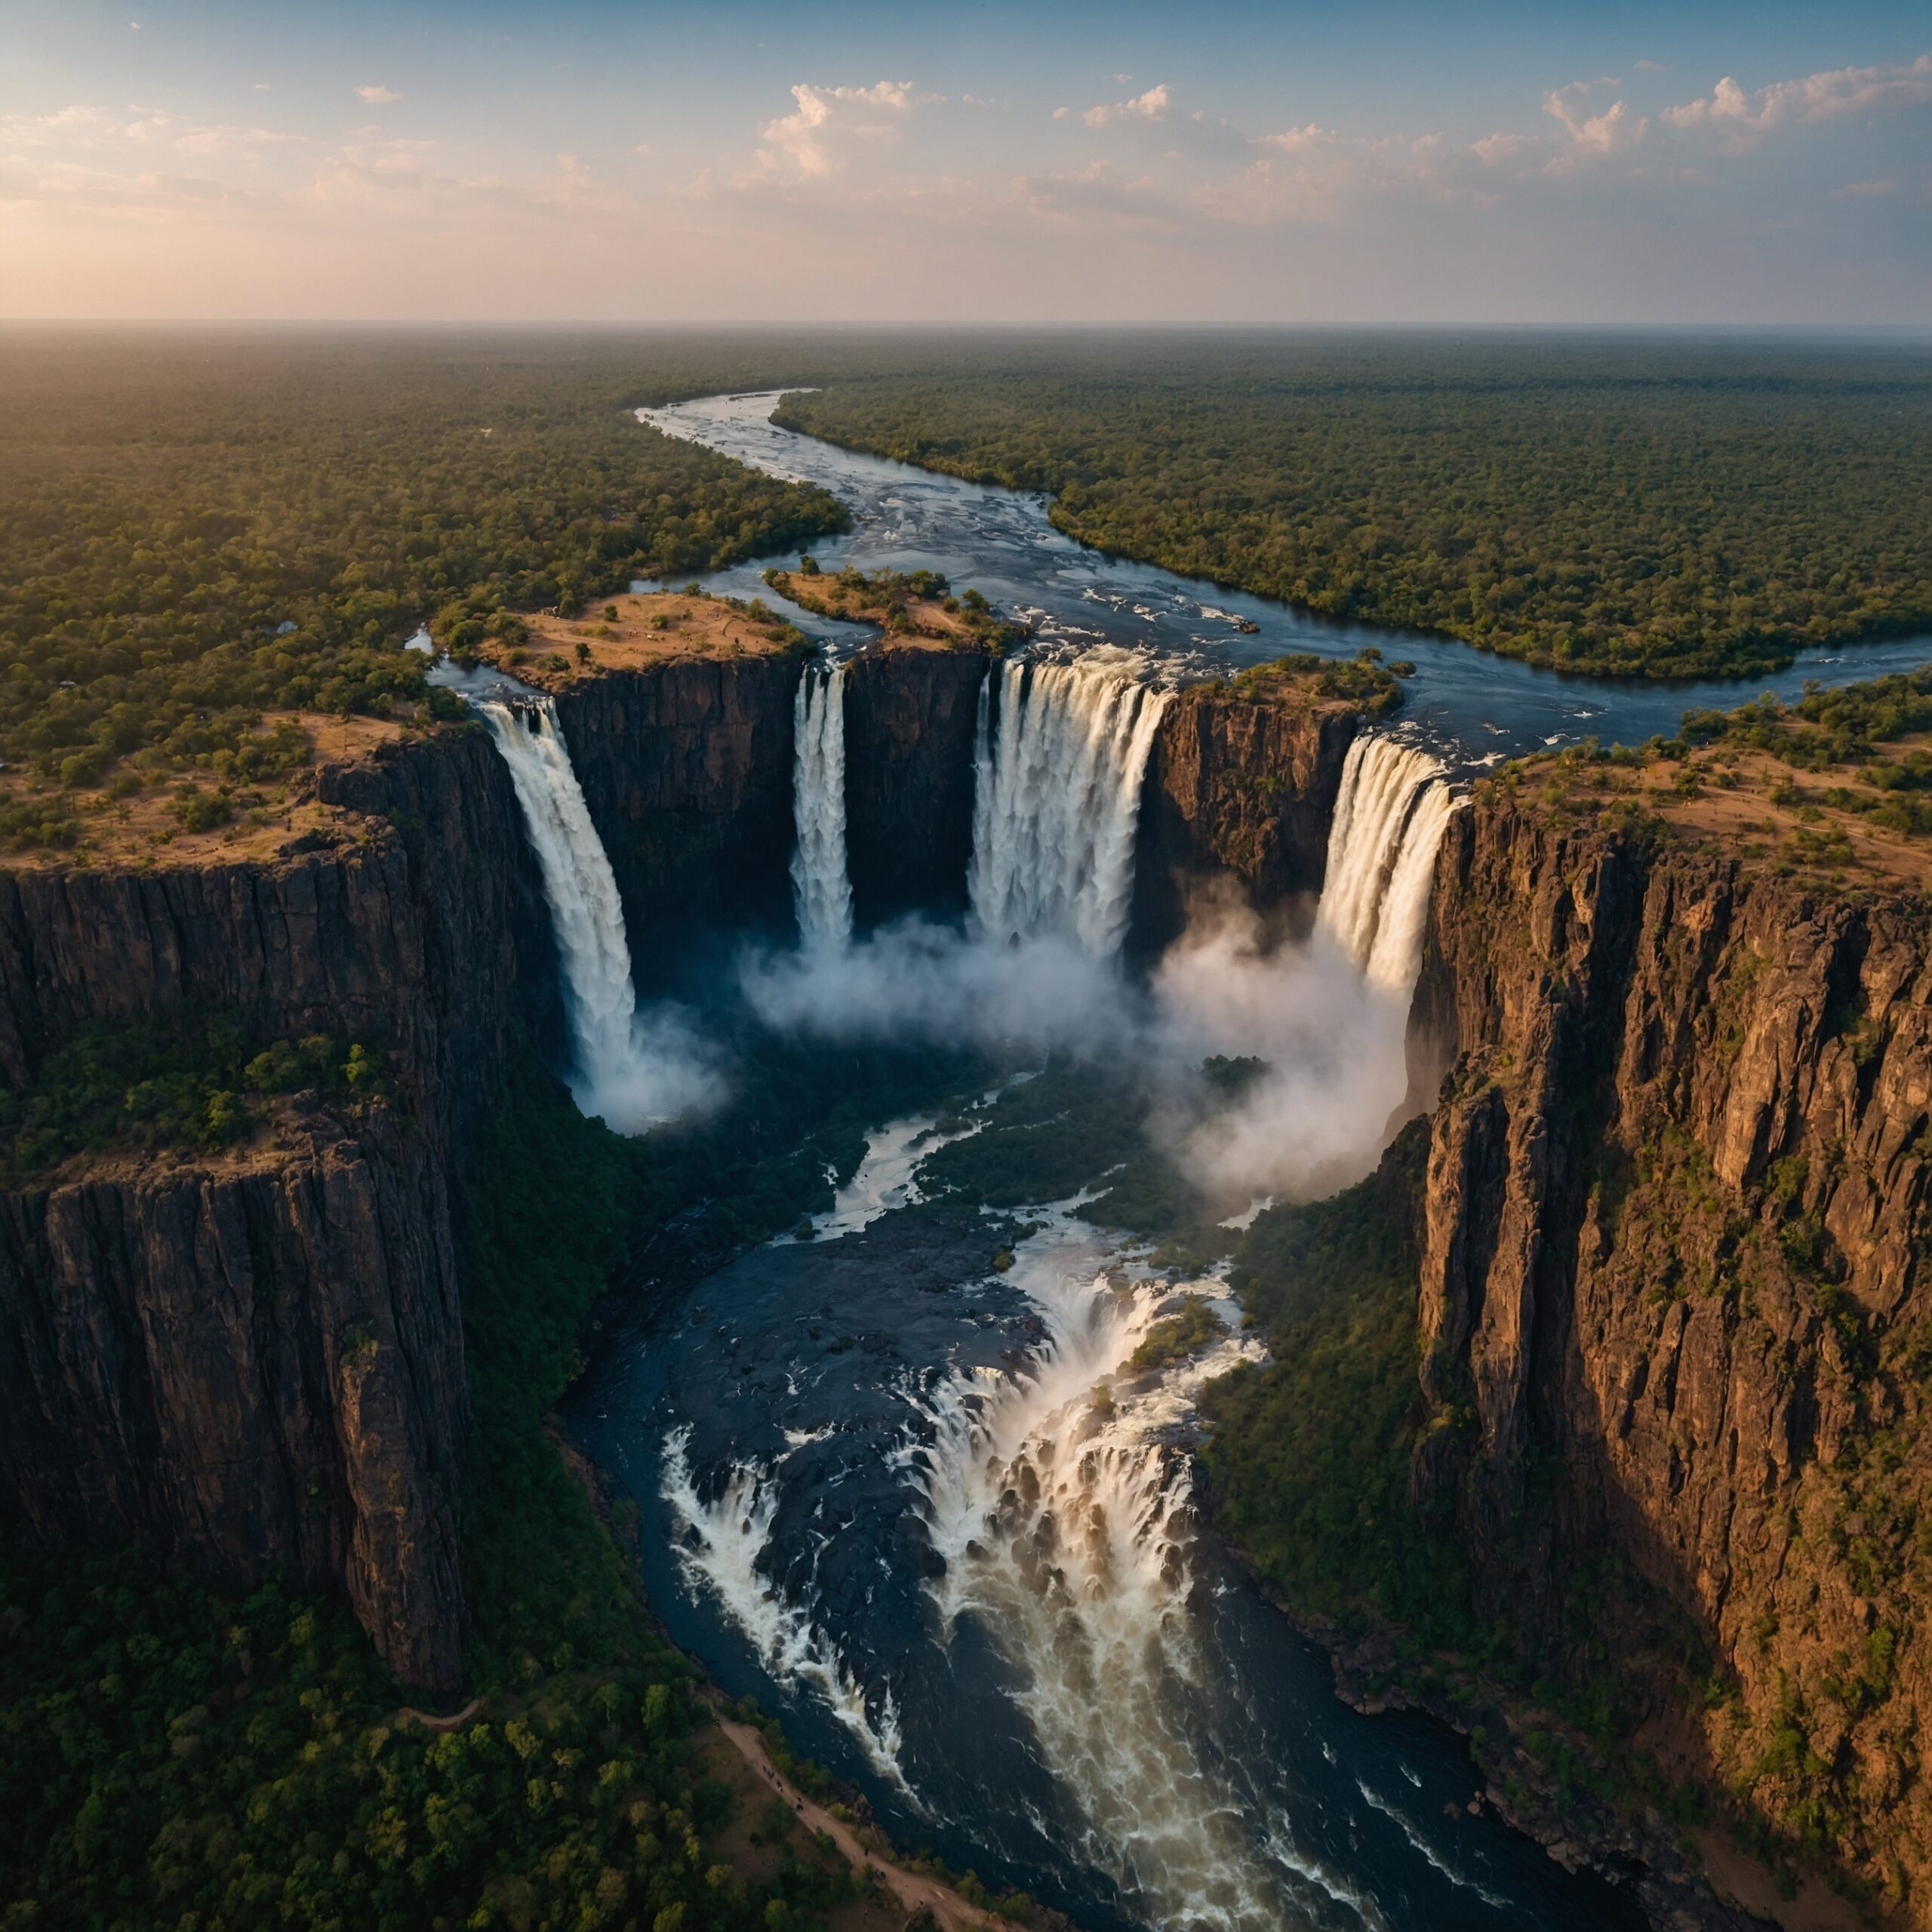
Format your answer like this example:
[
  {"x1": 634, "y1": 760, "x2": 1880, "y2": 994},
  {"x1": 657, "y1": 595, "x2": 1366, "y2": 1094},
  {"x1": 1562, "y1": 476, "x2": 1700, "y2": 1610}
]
[
  {"x1": 0, "y1": 727, "x2": 555, "y2": 1152},
  {"x1": 842, "y1": 643, "x2": 987, "y2": 925},
  {"x1": 0, "y1": 1113, "x2": 465, "y2": 1697},
  {"x1": 552, "y1": 655, "x2": 802, "y2": 967},
  {"x1": 0, "y1": 726, "x2": 554, "y2": 1697},
  {"x1": 1132, "y1": 688, "x2": 1359, "y2": 955},
  {"x1": 1411, "y1": 786, "x2": 1932, "y2": 1913}
]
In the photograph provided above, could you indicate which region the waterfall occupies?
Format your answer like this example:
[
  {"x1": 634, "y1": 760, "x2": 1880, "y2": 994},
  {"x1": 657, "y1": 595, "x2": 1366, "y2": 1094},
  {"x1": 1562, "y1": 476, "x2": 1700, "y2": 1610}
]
[
  {"x1": 968, "y1": 651, "x2": 1171, "y2": 955},
  {"x1": 1316, "y1": 734, "x2": 1459, "y2": 998},
  {"x1": 791, "y1": 661, "x2": 854, "y2": 952},
  {"x1": 477, "y1": 694, "x2": 694, "y2": 1131}
]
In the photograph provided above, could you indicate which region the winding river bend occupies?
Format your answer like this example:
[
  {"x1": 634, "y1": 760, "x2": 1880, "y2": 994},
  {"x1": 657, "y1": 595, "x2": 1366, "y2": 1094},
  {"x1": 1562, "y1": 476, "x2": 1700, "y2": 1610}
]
[{"x1": 645, "y1": 389, "x2": 1932, "y2": 764}]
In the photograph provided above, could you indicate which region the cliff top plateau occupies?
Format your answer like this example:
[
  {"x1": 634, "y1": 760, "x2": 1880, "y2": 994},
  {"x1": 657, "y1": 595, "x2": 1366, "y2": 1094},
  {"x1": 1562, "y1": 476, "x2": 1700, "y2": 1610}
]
[{"x1": 1509, "y1": 663, "x2": 1932, "y2": 895}]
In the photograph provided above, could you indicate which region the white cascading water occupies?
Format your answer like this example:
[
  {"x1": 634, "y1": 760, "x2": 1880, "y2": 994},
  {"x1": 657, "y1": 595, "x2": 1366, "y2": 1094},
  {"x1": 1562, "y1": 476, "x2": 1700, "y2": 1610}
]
[
  {"x1": 908, "y1": 1214, "x2": 1386, "y2": 1931},
  {"x1": 969, "y1": 649, "x2": 1171, "y2": 955},
  {"x1": 1317, "y1": 734, "x2": 1460, "y2": 998},
  {"x1": 792, "y1": 661, "x2": 854, "y2": 952},
  {"x1": 476, "y1": 695, "x2": 671, "y2": 1131}
]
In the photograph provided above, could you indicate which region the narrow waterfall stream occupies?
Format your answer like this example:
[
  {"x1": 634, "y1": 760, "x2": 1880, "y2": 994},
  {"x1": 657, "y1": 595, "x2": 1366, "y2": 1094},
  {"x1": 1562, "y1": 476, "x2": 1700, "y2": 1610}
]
[
  {"x1": 477, "y1": 694, "x2": 711, "y2": 1131},
  {"x1": 791, "y1": 660, "x2": 854, "y2": 952}
]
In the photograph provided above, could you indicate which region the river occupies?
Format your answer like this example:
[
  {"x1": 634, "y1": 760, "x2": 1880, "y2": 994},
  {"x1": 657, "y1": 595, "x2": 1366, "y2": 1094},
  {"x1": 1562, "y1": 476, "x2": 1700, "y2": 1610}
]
[
  {"x1": 537, "y1": 389, "x2": 1832, "y2": 1929},
  {"x1": 642, "y1": 388, "x2": 1932, "y2": 765}
]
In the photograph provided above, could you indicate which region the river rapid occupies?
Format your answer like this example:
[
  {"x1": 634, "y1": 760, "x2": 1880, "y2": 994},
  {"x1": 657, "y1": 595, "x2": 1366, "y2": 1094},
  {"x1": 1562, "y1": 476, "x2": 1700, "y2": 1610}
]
[{"x1": 642, "y1": 388, "x2": 1932, "y2": 766}]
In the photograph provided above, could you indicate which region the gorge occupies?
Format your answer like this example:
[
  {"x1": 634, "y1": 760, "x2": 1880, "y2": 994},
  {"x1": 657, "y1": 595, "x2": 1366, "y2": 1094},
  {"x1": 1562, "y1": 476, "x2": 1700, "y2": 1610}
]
[{"x1": 5, "y1": 392, "x2": 1932, "y2": 1932}]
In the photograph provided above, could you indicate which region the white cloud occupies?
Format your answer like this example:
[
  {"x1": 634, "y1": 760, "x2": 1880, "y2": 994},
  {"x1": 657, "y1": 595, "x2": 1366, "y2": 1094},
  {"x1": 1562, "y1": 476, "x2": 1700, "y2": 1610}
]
[
  {"x1": 1830, "y1": 177, "x2": 1902, "y2": 198},
  {"x1": 355, "y1": 85, "x2": 402, "y2": 105},
  {"x1": 1635, "y1": 60, "x2": 1666, "y2": 74},
  {"x1": 750, "y1": 79, "x2": 928, "y2": 180},
  {"x1": 1472, "y1": 131, "x2": 1537, "y2": 166},
  {"x1": 1664, "y1": 54, "x2": 1932, "y2": 138},
  {"x1": 1083, "y1": 84, "x2": 1171, "y2": 128},
  {"x1": 1543, "y1": 80, "x2": 1645, "y2": 153}
]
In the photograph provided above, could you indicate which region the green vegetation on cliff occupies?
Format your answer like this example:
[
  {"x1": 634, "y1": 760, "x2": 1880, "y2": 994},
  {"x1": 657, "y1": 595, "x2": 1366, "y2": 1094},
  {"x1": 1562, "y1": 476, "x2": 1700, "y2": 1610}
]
[
  {"x1": 1198, "y1": 1120, "x2": 1471, "y2": 1638},
  {"x1": 0, "y1": 1017, "x2": 385, "y2": 1181},
  {"x1": 0, "y1": 1029, "x2": 982, "y2": 1932},
  {"x1": 771, "y1": 336, "x2": 1932, "y2": 679},
  {"x1": 0, "y1": 334, "x2": 848, "y2": 820}
]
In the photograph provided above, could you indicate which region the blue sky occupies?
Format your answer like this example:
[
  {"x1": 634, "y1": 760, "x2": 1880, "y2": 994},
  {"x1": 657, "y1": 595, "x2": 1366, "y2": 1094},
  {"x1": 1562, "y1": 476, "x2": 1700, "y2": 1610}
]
[{"x1": 4, "y1": 0, "x2": 1928, "y2": 321}]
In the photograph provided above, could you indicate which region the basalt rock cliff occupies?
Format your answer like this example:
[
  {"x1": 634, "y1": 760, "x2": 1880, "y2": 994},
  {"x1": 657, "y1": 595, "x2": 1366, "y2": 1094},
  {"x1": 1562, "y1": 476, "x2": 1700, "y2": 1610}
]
[
  {"x1": 1132, "y1": 686, "x2": 1360, "y2": 955},
  {"x1": 842, "y1": 643, "x2": 988, "y2": 925},
  {"x1": 1409, "y1": 787, "x2": 1932, "y2": 1917},
  {"x1": 0, "y1": 727, "x2": 555, "y2": 1697},
  {"x1": 553, "y1": 655, "x2": 802, "y2": 961}
]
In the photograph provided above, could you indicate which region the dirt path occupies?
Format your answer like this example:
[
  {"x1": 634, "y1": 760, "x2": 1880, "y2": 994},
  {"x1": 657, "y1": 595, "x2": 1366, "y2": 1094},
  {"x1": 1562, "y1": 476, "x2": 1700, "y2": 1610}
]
[
  {"x1": 392, "y1": 1695, "x2": 484, "y2": 1734},
  {"x1": 716, "y1": 1719, "x2": 1001, "y2": 1932}
]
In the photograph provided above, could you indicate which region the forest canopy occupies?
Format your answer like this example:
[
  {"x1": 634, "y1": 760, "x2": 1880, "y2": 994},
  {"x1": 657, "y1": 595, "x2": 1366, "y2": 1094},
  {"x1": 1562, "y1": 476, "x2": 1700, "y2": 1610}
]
[
  {"x1": 770, "y1": 334, "x2": 1932, "y2": 681},
  {"x1": 0, "y1": 332, "x2": 849, "y2": 794}
]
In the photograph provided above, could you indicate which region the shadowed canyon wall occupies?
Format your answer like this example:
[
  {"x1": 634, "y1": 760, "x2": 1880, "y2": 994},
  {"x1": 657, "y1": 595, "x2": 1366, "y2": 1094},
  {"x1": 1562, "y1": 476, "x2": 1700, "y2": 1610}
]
[
  {"x1": 842, "y1": 642, "x2": 987, "y2": 927},
  {"x1": 1132, "y1": 688, "x2": 1361, "y2": 955},
  {"x1": 0, "y1": 729, "x2": 555, "y2": 1697},
  {"x1": 1411, "y1": 792, "x2": 1932, "y2": 1910}
]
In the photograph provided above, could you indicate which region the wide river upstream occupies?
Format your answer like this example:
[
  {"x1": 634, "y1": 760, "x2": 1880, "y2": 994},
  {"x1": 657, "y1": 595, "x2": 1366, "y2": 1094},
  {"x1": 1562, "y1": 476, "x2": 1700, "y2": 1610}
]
[
  {"x1": 551, "y1": 392, "x2": 1929, "y2": 1931},
  {"x1": 644, "y1": 387, "x2": 1932, "y2": 764}
]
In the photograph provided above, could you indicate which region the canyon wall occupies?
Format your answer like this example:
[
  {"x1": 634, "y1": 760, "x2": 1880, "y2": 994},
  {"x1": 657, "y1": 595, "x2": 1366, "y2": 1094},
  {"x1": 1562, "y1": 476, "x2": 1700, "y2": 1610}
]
[
  {"x1": 552, "y1": 655, "x2": 802, "y2": 964},
  {"x1": 1131, "y1": 688, "x2": 1359, "y2": 955},
  {"x1": 0, "y1": 728, "x2": 555, "y2": 1149},
  {"x1": 1410, "y1": 790, "x2": 1932, "y2": 1912},
  {"x1": 0, "y1": 727, "x2": 554, "y2": 1697},
  {"x1": 842, "y1": 642, "x2": 987, "y2": 926}
]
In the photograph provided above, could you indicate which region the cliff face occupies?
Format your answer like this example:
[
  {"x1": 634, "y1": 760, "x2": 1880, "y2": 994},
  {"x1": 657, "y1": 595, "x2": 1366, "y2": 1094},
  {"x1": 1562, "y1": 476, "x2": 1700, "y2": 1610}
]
[
  {"x1": 0, "y1": 728, "x2": 555, "y2": 1152},
  {"x1": 553, "y1": 656, "x2": 802, "y2": 966},
  {"x1": 842, "y1": 644, "x2": 987, "y2": 926},
  {"x1": 1132, "y1": 689, "x2": 1359, "y2": 955},
  {"x1": 0, "y1": 727, "x2": 553, "y2": 1697},
  {"x1": 1411, "y1": 793, "x2": 1932, "y2": 1911},
  {"x1": 0, "y1": 1114, "x2": 465, "y2": 1697}
]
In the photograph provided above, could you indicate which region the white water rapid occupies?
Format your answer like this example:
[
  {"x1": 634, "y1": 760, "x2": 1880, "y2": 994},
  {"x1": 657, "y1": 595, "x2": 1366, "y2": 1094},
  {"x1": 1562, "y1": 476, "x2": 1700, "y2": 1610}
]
[
  {"x1": 478, "y1": 694, "x2": 709, "y2": 1131},
  {"x1": 907, "y1": 1214, "x2": 1387, "y2": 1930},
  {"x1": 1317, "y1": 734, "x2": 1460, "y2": 998},
  {"x1": 969, "y1": 650, "x2": 1171, "y2": 955},
  {"x1": 792, "y1": 661, "x2": 854, "y2": 952}
]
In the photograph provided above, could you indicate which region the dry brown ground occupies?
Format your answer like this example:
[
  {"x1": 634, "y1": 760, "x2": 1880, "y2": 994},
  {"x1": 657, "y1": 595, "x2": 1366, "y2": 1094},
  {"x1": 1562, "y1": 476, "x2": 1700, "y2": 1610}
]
[
  {"x1": 1531, "y1": 738, "x2": 1932, "y2": 894},
  {"x1": 500, "y1": 591, "x2": 804, "y2": 689},
  {"x1": 0, "y1": 711, "x2": 405, "y2": 870},
  {"x1": 713, "y1": 1719, "x2": 1002, "y2": 1932}
]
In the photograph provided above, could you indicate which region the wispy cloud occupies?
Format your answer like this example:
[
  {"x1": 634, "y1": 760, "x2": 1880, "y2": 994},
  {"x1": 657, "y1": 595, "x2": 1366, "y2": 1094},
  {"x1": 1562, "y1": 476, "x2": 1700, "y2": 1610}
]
[
  {"x1": 1543, "y1": 79, "x2": 1645, "y2": 155},
  {"x1": 355, "y1": 84, "x2": 402, "y2": 105},
  {"x1": 1663, "y1": 54, "x2": 1932, "y2": 140},
  {"x1": 749, "y1": 79, "x2": 931, "y2": 180},
  {"x1": 1083, "y1": 84, "x2": 1171, "y2": 128}
]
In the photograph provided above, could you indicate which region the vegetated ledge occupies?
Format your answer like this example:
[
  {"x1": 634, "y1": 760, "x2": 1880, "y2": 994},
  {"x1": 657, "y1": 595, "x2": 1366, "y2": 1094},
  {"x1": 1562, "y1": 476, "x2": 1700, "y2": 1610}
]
[
  {"x1": 457, "y1": 586, "x2": 815, "y2": 692},
  {"x1": 762, "y1": 563, "x2": 1029, "y2": 653},
  {"x1": 1509, "y1": 663, "x2": 1932, "y2": 898}
]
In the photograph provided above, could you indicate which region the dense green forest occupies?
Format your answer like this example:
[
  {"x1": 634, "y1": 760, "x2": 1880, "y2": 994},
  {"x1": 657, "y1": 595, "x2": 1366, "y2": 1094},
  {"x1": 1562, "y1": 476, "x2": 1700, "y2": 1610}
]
[
  {"x1": 771, "y1": 335, "x2": 1932, "y2": 679},
  {"x1": 0, "y1": 333, "x2": 850, "y2": 809},
  {"x1": 1, "y1": 1030, "x2": 986, "y2": 1931}
]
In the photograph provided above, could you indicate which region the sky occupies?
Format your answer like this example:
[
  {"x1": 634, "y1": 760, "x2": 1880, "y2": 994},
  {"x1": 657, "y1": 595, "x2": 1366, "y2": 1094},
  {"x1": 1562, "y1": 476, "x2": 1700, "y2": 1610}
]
[{"x1": 2, "y1": 0, "x2": 1929, "y2": 324}]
